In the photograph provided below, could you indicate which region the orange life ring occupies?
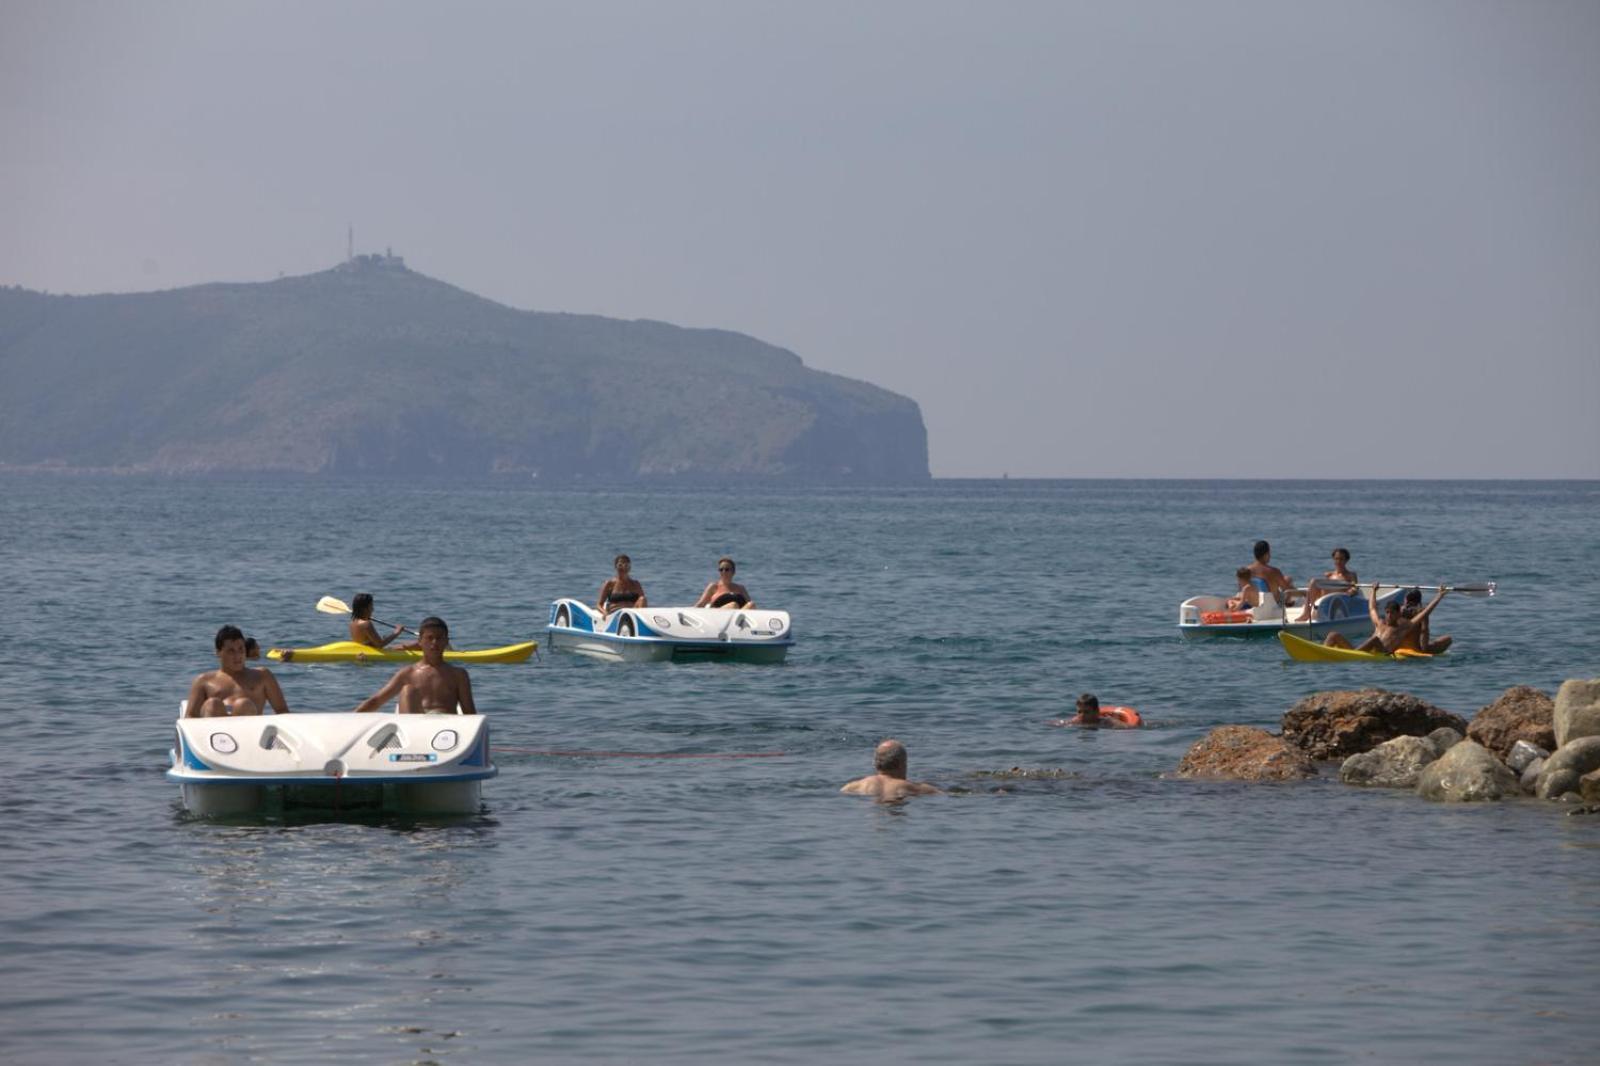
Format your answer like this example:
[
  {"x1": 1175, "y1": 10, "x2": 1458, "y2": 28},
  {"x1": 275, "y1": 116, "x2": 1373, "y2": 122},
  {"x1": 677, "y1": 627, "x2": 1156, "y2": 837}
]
[
  {"x1": 1200, "y1": 610, "x2": 1252, "y2": 626},
  {"x1": 1065, "y1": 705, "x2": 1142, "y2": 728}
]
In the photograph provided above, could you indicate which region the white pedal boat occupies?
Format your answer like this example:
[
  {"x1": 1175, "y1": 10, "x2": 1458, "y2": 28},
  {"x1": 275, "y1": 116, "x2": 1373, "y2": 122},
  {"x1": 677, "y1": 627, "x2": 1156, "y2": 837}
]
[
  {"x1": 1177, "y1": 585, "x2": 1407, "y2": 640},
  {"x1": 545, "y1": 598, "x2": 793, "y2": 663},
  {"x1": 168, "y1": 708, "x2": 495, "y2": 816}
]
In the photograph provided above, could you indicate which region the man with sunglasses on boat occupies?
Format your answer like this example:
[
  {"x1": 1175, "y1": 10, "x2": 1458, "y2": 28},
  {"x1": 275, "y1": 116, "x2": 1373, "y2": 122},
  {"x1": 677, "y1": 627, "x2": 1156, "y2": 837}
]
[
  {"x1": 185, "y1": 624, "x2": 292, "y2": 717},
  {"x1": 353, "y1": 616, "x2": 477, "y2": 715},
  {"x1": 841, "y1": 739, "x2": 942, "y2": 800}
]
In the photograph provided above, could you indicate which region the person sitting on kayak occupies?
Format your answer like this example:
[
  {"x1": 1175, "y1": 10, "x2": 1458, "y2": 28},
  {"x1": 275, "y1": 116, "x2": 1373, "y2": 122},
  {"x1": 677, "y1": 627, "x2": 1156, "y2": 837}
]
[
  {"x1": 1294, "y1": 547, "x2": 1359, "y2": 622},
  {"x1": 596, "y1": 554, "x2": 647, "y2": 616},
  {"x1": 349, "y1": 592, "x2": 410, "y2": 650},
  {"x1": 1247, "y1": 540, "x2": 1299, "y2": 608},
  {"x1": 1055, "y1": 693, "x2": 1141, "y2": 728},
  {"x1": 1225, "y1": 568, "x2": 1262, "y2": 611},
  {"x1": 186, "y1": 624, "x2": 291, "y2": 718},
  {"x1": 1399, "y1": 587, "x2": 1454, "y2": 655},
  {"x1": 1324, "y1": 584, "x2": 1447, "y2": 654},
  {"x1": 354, "y1": 617, "x2": 476, "y2": 715},
  {"x1": 695, "y1": 557, "x2": 755, "y2": 610},
  {"x1": 841, "y1": 739, "x2": 942, "y2": 800}
]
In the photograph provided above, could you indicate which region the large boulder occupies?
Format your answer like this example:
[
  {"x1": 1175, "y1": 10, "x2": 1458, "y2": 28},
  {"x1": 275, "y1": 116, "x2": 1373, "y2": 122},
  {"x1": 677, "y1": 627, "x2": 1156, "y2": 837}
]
[
  {"x1": 1466, "y1": 686, "x2": 1555, "y2": 760},
  {"x1": 1416, "y1": 740, "x2": 1520, "y2": 802},
  {"x1": 1340, "y1": 733, "x2": 1454, "y2": 788},
  {"x1": 1533, "y1": 736, "x2": 1600, "y2": 799},
  {"x1": 1505, "y1": 739, "x2": 1550, "y2": 775},
  {"x1": 1581, "y1": 770, "x2": 1600, "y2": 803},
  {"x1": 1175, "y1": 726, "x2": 1318, "y2": 781},
  {"x1": 1282, "y1": 689, "x2": 1468, "y2": 761},
  {"x1": 1554, "y1": 679, "x2": 1600, "y2": 748}
]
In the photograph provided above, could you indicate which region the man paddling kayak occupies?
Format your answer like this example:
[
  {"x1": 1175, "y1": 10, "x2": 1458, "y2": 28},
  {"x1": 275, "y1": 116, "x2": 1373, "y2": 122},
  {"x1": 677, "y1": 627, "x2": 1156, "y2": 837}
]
[
  {"x1": 1324, "y1": 584, "x2": 1447, "y2": 654},
  {"x1": 186, "y1": 625, "x2": 291, "y2": 717},
  {"x1": 354, "y1": 616, "x2": 476, "y2": 714}
]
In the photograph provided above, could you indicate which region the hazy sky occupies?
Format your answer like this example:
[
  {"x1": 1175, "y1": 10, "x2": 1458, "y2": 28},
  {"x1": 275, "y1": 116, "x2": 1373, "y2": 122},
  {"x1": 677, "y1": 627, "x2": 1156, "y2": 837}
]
[{"x1": 3, "y1": 0, "x2": 1596, "y2": 477}]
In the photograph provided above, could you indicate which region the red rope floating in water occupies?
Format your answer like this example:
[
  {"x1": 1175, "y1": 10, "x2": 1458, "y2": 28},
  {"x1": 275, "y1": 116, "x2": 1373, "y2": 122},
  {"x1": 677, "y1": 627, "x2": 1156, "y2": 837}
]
[{"x1": 495, "y1": 747, "x2": 787, "y2": 760}]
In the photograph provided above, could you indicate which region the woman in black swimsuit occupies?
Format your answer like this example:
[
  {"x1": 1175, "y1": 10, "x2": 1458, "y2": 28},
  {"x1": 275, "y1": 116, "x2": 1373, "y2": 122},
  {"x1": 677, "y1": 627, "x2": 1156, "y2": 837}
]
[
  {"x1": 596, "y1": 554, "x2": 647, "y2": 615},
  {"x1": 695, "y1": 556, "x2": 755, "y2": 610}
]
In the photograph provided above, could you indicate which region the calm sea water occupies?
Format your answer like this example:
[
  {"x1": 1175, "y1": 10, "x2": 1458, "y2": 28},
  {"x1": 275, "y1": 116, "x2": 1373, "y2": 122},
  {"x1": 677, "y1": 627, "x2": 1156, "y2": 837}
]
[{"x1": 1, "y1": 476, "x2": 1597, "y2": 1064}]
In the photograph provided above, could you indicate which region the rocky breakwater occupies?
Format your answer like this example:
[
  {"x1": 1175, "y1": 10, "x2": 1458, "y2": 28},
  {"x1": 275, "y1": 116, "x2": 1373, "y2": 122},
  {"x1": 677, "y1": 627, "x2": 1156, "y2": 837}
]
[{"x1": 1173, "y1": 679, "x2": 1600, "y2": 809}]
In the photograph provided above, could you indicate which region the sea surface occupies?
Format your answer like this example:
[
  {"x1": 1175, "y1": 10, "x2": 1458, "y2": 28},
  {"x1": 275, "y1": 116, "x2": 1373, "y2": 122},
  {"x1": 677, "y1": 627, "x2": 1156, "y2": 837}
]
[{"x1": 1, "y1": 476, "x2": 1597, "y2": 1064}]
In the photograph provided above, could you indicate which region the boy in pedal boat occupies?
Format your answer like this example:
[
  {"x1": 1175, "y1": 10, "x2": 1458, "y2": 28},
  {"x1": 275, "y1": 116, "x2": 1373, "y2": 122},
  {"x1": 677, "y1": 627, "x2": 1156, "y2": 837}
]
[
  {"x1": 185, "y1": 625, "x2": 291, "y2": 717},
  {"x1": 354, "y1": 616, "x2": 476, "y2": 714}
]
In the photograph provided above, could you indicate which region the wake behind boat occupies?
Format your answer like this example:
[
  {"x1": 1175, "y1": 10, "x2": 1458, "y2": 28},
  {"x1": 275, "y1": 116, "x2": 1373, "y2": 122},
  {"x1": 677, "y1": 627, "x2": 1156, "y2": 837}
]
[
  {"x1": 545, "y1": 598, "x2": 793, "y2": 663},
  {"x1": 1178, "y1": 585, "x2": 1407, "y2": 640},
  {"x1": 168, "y1": 708, "x2": 495, "y2": 816}
]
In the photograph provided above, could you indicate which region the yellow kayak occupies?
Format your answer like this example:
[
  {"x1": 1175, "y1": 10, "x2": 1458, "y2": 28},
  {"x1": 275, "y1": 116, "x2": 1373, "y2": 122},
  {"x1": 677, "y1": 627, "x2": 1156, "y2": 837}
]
[
  {"x1": 1278, "y1": 631, "x2": 1435, "y2": 663},
  {"x1": 267, "y1": 640, "x2": 537, "y2": 664}
]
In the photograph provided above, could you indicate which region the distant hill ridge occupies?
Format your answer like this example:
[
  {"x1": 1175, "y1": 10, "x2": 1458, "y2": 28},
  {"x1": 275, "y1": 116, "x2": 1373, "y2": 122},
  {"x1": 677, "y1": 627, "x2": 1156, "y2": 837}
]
[{"x1": 0, "y1": 258, "x2": 929, "y2": 481}]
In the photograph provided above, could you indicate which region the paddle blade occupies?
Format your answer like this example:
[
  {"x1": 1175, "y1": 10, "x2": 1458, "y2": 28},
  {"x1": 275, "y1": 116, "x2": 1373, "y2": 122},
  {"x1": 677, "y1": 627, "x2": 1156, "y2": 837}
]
[
  {"x1": 316, "y1": 595, "x2": 352, "y2": 616},
  {"x1": 1448, "y1": 582, "x2": 1496, "y2": 598}
]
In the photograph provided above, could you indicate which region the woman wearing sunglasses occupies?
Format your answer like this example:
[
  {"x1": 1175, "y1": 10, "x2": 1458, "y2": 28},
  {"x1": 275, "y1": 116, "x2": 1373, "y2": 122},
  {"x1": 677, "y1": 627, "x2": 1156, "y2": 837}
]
[{"x1": 695, "y1": 556, "x2": 755, "y2": 610}]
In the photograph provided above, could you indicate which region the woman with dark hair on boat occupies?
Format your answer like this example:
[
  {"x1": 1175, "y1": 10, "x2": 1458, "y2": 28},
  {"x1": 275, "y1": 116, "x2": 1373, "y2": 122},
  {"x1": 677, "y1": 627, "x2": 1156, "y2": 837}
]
[
  {"x1": 349, "y1": 592, "x2": 407, "y2": 649},
  {"x1": 696, "y1": 557, "x2": 755, "y2": 610},
  {"x1": 597, "y1": 554, "x2": 647, "y2": 616}
]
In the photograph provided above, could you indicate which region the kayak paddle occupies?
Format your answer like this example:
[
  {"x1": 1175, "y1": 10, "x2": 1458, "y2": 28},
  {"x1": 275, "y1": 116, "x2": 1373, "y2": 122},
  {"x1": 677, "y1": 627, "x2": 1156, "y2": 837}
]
[
  {"x1": 1367, "y1": 582, "x2": 1496, "y2": 598},
  {"x1": 315, "y1": 595, "x2": 415, "y2": 633}
]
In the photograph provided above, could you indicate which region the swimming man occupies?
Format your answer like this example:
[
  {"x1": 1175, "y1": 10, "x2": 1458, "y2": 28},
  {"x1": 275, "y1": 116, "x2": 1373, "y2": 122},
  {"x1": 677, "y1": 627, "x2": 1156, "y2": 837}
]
[
  {"x1": 185, "y1": 624, "x2": 291, "y2": 717},
  {"x1": 354, "y1": 616, "x2": 476, "y2": 714},
  {"x1": 841, "y1": 739, "x2": 942, "y2": 800}
]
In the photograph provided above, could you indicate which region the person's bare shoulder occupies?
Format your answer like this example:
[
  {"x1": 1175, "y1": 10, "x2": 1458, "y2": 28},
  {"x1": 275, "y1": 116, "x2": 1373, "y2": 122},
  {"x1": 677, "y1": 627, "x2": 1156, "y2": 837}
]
[{"x1": 840, "y1": 776, "x2": 879, "y2": 795}]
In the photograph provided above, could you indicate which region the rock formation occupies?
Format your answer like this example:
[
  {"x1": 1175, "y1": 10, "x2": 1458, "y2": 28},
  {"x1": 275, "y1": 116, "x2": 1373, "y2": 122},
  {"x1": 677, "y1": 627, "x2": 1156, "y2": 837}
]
[
  {"x1": 1415, "y1": 740, "x2": 1521, "y2": 802},
  {"x1": 1340, "y1": 729, "x2": 1461, "y2": 789},
  {"x1": 1174, "y1": 726, "x2": 1318, "y2": 781},
  {"x1": 1281, "y1": 689, "x2": 1467, "y2": 761},
  {"x1": 1465, "y1": 686, "x2": 1555, "y2": 759},
  {"x1": 1553, "y1": 679, "x2": 1600, "y2": 748},
  {"x1": 1532, "y1": 736, "x2": 1600, "y2": 800}
]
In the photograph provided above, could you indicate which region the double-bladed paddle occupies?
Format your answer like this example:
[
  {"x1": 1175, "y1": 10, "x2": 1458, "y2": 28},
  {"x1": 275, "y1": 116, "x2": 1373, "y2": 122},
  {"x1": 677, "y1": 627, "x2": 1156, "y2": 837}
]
[{"x1": 315, "y1": 595, "x2": 415, "y2": 633}]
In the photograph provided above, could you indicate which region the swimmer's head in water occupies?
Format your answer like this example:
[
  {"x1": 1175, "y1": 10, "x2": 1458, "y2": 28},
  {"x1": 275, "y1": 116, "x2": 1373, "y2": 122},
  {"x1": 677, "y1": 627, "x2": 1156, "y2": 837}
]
[
  {"x1": 874, "y1": 739, "x2": 908, "y2": 776},
  {"x1": 215, "y1": 624, "x2": 245, "y2": 651},
  {"x1": 244, "y1": 637, "x2": 260, "y2": 657},
  {"x1": 351, "y1": 593, "x2": 374, "y2": 619},
  {"x1": 1076, "y1": 693, "x2": 1101, "y2": 720},
  {"x1": 1253, "y1": 540, "x2": 1270, "y2": 561},
  {"x1": 419, "y1": 616, "x2": 449, "y2": 638}
]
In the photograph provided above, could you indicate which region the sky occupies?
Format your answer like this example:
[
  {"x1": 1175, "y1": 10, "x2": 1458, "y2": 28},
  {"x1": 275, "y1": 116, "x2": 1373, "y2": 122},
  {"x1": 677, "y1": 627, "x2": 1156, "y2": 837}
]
[{"x1": 2, "y1": 0, "x2": 1596, "y2": 478}]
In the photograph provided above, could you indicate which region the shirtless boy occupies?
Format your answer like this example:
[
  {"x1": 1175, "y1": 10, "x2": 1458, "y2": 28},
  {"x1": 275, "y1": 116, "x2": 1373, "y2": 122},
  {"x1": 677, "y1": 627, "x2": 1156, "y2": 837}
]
[
  {"x1": 185, "y1": 625, "x2": 291, "y2": 717},
  {"x1": 840, "y1": 739, "x2": 942, "y2": 800},
  {"x1": 1225, "y1": 568, "x2": 1261, "y2": 611},
  {"x1": 1324, "y1": 584, "x2": 1447, "y2": 654},
  {"x1": 354, "y1": 617, "x2": 476, "y2": 715},
  {"x1": 1399, "y1": 587, "x2": 1454, "y2": 655}
]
